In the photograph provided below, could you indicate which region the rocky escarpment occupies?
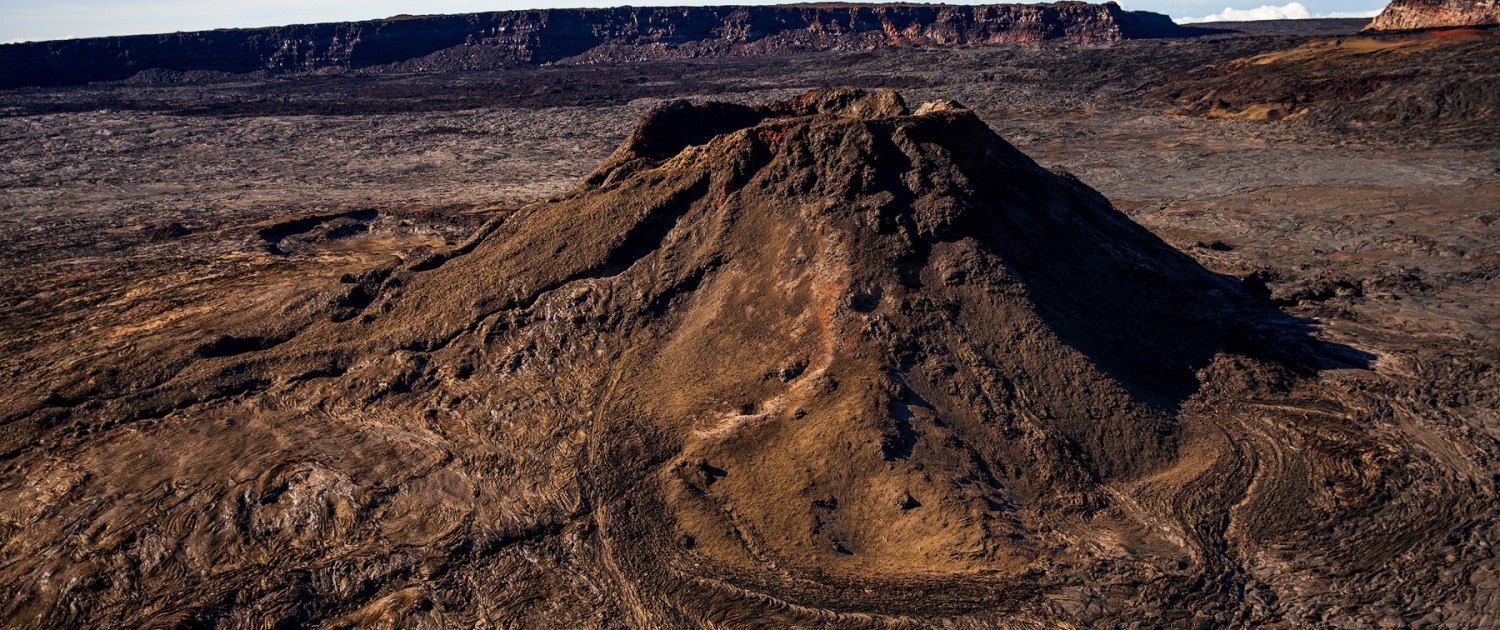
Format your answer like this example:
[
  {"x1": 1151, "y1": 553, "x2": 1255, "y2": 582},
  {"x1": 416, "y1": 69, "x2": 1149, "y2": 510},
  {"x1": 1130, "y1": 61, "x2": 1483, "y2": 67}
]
[
  {"x1": 1365, "y1": 0, "x2": 1500, "y2": 30},
  {"x1": 0, "y1": 2, "x2": 1196, "y2": 89}
]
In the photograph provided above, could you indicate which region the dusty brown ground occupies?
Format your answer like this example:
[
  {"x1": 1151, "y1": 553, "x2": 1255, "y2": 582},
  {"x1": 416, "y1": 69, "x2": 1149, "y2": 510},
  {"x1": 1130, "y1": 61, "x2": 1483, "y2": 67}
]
[{"x1": 1, "y1": 24, "x2": 1498, "y2": 628}]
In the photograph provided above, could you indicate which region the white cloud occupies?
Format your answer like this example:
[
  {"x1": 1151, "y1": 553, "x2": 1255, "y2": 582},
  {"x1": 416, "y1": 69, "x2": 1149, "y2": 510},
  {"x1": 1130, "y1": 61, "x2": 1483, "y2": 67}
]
[
  {"x1": 1175, "y1": 2, "x2": 1384, "y2": 23},
  {"x1": 1176, "y1": 2, "x2": 1312, "y2": 23}
]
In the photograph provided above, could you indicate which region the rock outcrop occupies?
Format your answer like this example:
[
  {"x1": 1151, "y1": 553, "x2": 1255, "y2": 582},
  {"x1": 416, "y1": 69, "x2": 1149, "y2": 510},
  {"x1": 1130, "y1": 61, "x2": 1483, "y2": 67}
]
[
  {"x1": 0, "y1": 2, "x2": 1197, "y2": 89},
  {"x1": 1365, "y1": 0, "x2": 1500, "y2": 31}
]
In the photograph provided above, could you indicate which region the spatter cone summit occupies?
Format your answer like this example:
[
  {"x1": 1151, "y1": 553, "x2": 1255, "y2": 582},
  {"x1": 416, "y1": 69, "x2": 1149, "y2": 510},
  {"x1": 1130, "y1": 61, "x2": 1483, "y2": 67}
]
[{"x1": 3, "y1": 89, "x2": 1488, "y2": 627}]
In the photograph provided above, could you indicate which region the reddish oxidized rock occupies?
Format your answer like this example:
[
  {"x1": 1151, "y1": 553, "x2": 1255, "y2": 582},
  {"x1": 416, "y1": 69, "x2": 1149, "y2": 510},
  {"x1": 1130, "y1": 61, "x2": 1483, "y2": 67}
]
[{"x1": 1364, "y1": 0, "x2": 1500, "y2": 31}]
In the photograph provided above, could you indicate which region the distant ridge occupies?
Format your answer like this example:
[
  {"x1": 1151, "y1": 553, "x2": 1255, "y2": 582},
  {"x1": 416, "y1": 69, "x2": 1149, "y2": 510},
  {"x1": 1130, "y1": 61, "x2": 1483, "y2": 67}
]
[{"x1": 0, "y1": 2, "x2": 1199, "y2": 89}]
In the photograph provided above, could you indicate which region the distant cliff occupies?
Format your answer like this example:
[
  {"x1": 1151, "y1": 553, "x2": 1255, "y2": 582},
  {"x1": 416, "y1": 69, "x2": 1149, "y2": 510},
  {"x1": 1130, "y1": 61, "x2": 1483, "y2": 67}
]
[
  {"x1": 1365, "y1": 0, "x2": 1500, "y2": 31},
  {"x1": 0, "y1": 2, "x2": 1197, "y2": 89}
]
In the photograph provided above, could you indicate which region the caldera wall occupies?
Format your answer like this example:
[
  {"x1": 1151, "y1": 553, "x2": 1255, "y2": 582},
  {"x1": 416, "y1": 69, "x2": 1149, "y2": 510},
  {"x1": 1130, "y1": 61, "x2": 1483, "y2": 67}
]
[{"x1": 0, "y1": 2, "x2": 1195, "y2": 89}]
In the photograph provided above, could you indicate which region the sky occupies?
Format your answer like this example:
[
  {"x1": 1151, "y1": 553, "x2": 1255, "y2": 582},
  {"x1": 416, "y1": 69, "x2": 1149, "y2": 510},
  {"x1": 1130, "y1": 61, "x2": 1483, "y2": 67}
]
[{"x1": 0, "y1": 0, "x2": 1387, "y2": 44}]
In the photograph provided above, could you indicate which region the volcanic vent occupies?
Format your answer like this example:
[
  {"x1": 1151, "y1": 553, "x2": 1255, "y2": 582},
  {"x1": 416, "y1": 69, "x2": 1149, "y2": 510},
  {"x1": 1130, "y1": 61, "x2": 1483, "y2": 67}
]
[{"x1": 8, "y1": 89, "x2": 1447, "y2": 628}]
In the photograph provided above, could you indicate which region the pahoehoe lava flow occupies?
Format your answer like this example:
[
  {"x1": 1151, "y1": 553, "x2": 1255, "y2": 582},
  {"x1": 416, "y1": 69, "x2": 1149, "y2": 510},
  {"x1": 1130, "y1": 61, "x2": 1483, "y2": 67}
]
[{"x1": 1, "y1": 89, "x2": 1494, "y2": 627}]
